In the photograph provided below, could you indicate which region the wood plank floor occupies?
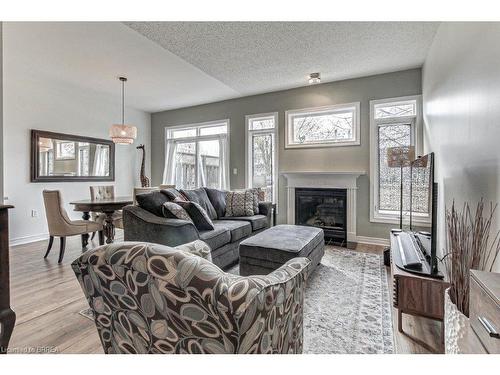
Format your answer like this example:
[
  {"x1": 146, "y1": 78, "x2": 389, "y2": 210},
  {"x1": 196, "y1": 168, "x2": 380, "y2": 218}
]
[{"x1": 7, "y1": 234, "x2": 443, "y2": 354}]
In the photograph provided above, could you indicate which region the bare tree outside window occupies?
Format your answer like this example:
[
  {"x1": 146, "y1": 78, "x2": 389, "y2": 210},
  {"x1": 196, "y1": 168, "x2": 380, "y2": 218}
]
[
  {"x1": 286, "y1": 103, "x2": 360, "y2": 148},
  {"x1": 373, "y1": 98, "x2": 429, "y2": 220},
  {"x1": 292, "y1": 111, "x2": 353, "y2": 144},
  {"x1": 378, "y1": 124, "x2": 411, "y2": 213},
  {"x1": 252, "y1": 133, "x2": 274, "y2": 201},
  {"x1": 247, "y1": 114, "x2": 277, "y2": 203},
  {"x1": 375, "y1": 102, "x2": 416, "y2": 119}
]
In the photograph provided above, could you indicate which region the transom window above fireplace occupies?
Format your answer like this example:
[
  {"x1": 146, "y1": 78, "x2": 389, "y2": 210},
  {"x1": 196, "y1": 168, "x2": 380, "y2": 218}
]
[{"x1": 285, "y1": 102, "x2": 360, "y2": 148}]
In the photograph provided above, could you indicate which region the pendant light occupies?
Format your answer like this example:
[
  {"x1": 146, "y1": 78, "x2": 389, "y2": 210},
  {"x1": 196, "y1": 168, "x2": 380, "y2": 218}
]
[{"x1": 109, "y1": 76, "x2": 137, "y2": 144}]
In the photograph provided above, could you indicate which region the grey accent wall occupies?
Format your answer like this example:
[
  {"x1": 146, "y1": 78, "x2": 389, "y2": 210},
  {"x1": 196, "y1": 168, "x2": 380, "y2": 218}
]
[
  {"x1": 152, "y1": 68, "x2": 422, "y2": 239},
  {"x1": 423, "y1": 23, "x2": 500, "y2": 271}
]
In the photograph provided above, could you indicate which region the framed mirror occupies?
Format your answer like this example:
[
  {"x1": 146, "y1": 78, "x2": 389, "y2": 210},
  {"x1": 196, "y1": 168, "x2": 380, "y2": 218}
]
[{"x1": 31, "y1": 129, "x2": 115, "y2": 182}]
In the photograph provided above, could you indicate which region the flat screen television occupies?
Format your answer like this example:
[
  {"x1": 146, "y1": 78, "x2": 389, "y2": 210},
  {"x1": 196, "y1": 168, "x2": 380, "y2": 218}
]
[{"x1": 409, "y1": 152, "x2": 440, "y2": 276}]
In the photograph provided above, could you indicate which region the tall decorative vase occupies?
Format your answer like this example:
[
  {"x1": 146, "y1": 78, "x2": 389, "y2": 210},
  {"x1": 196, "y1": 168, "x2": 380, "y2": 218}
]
[{"x1": 444, "y1": 287, "x2": 469, "y2": 354}]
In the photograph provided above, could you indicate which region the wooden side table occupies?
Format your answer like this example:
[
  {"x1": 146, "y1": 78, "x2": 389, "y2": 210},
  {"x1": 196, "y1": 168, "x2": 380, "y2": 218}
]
[
  {"x1": 0, "y1": 205, "x2": 14, "y2": 354},
  {"x1": 390, "y1": 232, "x2": 449, "y2": 351}
]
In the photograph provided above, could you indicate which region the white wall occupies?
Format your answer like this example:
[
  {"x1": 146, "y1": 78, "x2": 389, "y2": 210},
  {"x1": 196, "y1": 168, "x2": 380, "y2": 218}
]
[
  {"x1": 423, "y1": 22, "x2": 500, "y2": 271},
  {"x1": 3, "y1": 24, "x2": 151, "y2": 245}
]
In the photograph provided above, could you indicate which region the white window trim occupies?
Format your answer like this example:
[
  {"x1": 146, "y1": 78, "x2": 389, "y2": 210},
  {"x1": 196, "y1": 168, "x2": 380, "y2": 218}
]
[
  {"x1": 163, "y1": 119, "x2": 230, "y2": 189},
  {"x1": 245, "y1": 112, "x2": 279, "y2": 205},
  {"x1": 284, "y1": 102, "x2": 361, "y2": 149},
  {"x1": 369, "y1": 95, "x2": 429, "y2": 225}
]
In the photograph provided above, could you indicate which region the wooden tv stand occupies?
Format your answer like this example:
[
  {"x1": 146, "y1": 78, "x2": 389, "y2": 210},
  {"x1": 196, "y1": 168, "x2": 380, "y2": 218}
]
[{"x1": 390, "y1": 232, "x2": 449, "y2": 348}]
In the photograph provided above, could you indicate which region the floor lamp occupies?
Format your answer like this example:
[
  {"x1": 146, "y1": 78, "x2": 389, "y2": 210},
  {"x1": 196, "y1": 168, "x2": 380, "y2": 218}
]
[{"x1": 387, "y1": 146, "x2": 415, "y2": 229}]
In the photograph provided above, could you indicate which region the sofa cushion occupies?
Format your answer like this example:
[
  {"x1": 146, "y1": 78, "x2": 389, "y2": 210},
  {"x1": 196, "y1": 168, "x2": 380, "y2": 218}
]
[
  {"x1": 161, "y1": 188, "x2": 186, "y2": 201},
  {"x1": 204, "y1": 188, "x2": 227, "y2": 218},
  {"x1": 175, "y1": 200, "x2": 214, "y2": 231},
  {"x1": 219, "y1": 214, "x2": 268, "y2": 231},
  {"x1": 180, "y1": 187, "x2": 218, "y2": 220},
  {"x1": 136, "y1": 191, "x2": 170, "y2": 217},
  {"x1": 213, "y1": 220, "x2": 252, "y2": 243},
  {"x1": 198, "y1": 226, "x2": 231, "y2": 250},
  {"x1": 225, "y1": 190, "x2": 254, "y2": 217}
]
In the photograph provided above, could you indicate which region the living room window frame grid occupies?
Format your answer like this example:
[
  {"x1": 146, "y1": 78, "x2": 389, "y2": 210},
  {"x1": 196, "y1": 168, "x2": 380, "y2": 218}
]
[
  {"x1": 163, "y1": 119, "x2": 230, "y2": 190},
  {"x1": 284, "y1": 102, "x2": 361, "y2": 149},
  {"x1": 369, "y1": 95, "x2": 428, "y2": 225},
  {"x1": 245, "y1": 112, "x2": 279, "y2": 205}
]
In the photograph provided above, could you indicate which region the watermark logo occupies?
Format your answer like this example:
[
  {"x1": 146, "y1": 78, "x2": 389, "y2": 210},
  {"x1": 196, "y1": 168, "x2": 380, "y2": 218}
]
[{"x1": 1, "y1": 346, "x2": 59, "y2": 354}]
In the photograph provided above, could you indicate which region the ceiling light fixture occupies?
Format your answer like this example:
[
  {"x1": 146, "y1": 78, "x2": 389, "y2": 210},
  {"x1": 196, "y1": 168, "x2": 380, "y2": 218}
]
[
  {"x1": 110, "y1": 76, "x2": 137, "y2": 145},
  {"x1": 308, "y1": 72, "x2": 321, "y2": 84}
]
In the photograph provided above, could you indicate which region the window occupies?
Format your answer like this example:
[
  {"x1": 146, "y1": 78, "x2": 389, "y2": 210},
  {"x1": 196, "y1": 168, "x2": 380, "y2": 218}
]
[
  {"x1": 246, "y1": 113, "x2": 278, "y2": 203},
  {"x1": 285, "y1": 102, "x2": 360, "y2": 148},
  {"x1": 163, "y1": 120, "x2": 229, "y2": 190},
  {"x1": 370, "y1": 95, "x2": 426, "y2": 224}
]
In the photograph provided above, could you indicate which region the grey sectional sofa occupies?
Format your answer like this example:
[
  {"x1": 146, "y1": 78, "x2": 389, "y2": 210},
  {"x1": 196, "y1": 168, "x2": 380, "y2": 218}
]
[{"x1": 123, "y1": 187, "x2": 272, "y2": 269}]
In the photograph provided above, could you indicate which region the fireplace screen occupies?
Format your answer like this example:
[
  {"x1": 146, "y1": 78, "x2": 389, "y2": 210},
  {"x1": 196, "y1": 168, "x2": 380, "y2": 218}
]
[{"x1": 295, "y1": 188, "x2": 347, "y2": 244}]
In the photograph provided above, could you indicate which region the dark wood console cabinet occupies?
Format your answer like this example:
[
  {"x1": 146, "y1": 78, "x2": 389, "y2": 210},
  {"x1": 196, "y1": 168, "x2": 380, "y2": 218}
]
[
  {"x1": 390, "y1": 232, "x2": 449, "y2": 349},
  {"x1": 0, "y1": 205, "x2": 15, "y2": 354}
]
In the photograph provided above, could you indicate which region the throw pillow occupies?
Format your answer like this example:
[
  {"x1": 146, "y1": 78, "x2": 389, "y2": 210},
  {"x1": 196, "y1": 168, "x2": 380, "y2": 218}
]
[
  {"x1": 161, "y1": 202, "x2": 192, "y2": 222},
  {"x1": 161, "y1": 188, "x2": 186, "y2": 201},
  {"x1": 176, "y1": 200, "x2": 215, "y2": 231},
  {"x1": 180, "y1": 187, "x2": 218, "y2": 220},
  {"x1": 204, "y1": 187, "x2": 227, "y2": 218},
  {"x1": 136, "y1": 191, "x2": 170, "y2": 217},
  {"x1": 225, "y1": 190, "x2": 254, "y2": 217}
]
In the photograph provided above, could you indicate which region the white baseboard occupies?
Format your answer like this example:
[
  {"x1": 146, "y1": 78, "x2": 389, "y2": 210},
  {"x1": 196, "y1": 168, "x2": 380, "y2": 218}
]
[
  {"x1": 353, "y1": 235, "x2": 390, "y2": 247},
  {"x1": 10, "y1": 232, "x2": 49, "y2": 247}
]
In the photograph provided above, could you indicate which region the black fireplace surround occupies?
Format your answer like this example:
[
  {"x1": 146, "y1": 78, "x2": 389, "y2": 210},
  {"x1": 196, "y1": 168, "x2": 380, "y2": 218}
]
[{"x1": 295, "y1": 188, "x2": 347, "y2": 245}]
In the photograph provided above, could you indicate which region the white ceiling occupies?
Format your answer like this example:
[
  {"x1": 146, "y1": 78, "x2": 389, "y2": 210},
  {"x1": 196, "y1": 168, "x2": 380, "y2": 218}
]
[
  {"x1": 125, "y1": 22, "x2": 440, "y2": 98},
  {"x1": 4, "y1": 22, "x2": 239, "y2": 113},
  {"x1": 5, "y1": 22, "x2": 439, "y2": 113}
]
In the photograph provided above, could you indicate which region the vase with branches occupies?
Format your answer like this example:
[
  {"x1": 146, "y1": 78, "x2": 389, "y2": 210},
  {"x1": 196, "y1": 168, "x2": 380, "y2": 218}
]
[{"x1": 444, "y1": 199, "x2": 500, "y2": 317}]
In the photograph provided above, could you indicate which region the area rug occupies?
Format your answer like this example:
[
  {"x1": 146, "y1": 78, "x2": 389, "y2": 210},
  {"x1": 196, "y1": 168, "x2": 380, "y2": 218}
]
[
  {"x1": 79, "y1": 247, "x2": 394, "y2": 354},
  {"x1": 301, "y1": 247, "x2": 394, "y2": 354}
]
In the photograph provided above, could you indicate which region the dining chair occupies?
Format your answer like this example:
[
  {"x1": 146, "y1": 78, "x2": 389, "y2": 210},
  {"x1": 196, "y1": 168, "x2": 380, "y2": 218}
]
[
  {"x1": 42, "y1": 190, "x2": 104, "y2": 263},
  {"x1": 89, "y1": 186, "x2": 123, "y2": 239}
]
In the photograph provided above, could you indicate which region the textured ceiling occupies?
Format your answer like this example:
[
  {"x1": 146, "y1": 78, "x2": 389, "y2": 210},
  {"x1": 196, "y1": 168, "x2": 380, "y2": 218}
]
[{"x1": 125, "y1": 22, "x2": 439, "y2": 96}]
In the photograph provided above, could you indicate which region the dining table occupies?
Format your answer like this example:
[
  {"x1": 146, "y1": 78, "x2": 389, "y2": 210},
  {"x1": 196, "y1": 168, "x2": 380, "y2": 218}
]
[{"x1": 69, "y1": 196, "x2": 133, "y2": 245}]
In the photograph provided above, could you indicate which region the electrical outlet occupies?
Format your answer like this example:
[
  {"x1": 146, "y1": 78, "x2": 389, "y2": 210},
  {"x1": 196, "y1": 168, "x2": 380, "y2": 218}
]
[
  {"x1": 31, "y1": 209, "x2": 38, "y2": 218},
  {"x1": 233, "y1": 168, "x2": 238, "y2": 175}
]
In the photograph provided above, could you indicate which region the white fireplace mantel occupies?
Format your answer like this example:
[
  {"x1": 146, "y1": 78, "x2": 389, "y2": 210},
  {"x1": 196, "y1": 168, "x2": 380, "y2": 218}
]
[{"x1": 281, "y1": 171, "x2": 365, "y2": 242}]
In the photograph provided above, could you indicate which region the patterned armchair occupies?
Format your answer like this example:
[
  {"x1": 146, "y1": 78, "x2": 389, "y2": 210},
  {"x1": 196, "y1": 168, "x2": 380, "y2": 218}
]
[{"x1": 72, "y1": 241, "x2": 310, "y2": 354}]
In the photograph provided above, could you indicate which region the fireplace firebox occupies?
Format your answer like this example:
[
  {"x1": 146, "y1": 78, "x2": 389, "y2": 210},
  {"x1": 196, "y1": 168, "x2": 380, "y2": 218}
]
[{"x1": 295, "y1": 188, "x2": 347, "y2": 246}]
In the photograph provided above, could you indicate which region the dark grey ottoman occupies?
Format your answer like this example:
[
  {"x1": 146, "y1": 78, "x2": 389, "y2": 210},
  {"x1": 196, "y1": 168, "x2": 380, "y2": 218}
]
[{"x1": 239, "y1": 224, "x2": 324, "y2": 277}]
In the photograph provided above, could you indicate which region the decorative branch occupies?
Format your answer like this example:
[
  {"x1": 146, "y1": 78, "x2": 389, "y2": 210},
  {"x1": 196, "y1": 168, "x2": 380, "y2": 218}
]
[{"x1": 444, "y1": 199, "x2": 500, "y2": 317}]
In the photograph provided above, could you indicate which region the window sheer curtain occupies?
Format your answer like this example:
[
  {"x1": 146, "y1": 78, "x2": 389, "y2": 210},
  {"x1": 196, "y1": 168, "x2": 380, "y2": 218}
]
[
  {"x1": 163, "y1": 139, "x2": 177, "y2": 185},
  {"x1": 92, "y1": 145, "x2": 107, "y2": 176},
  {"x1": 218, "y1": 135, "x2": 229, "y2": 189},
  {"x1": 163, "y1": 135, "x2": 229, "y2": 190}
]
